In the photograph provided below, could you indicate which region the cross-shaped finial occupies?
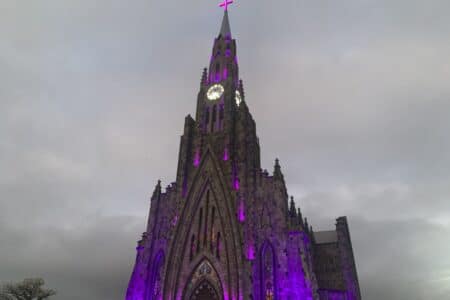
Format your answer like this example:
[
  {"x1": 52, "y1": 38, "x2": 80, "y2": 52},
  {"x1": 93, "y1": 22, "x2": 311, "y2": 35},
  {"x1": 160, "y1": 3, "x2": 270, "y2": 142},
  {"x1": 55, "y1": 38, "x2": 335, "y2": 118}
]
[{"x1": 219, "y1": 0, "x2": 233, "y2": 11}]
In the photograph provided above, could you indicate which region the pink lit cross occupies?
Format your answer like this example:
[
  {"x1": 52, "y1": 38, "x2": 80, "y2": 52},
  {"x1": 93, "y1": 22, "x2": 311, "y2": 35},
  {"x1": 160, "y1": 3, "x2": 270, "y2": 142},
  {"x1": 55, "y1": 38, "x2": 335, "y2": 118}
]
[{"x1": 219, "y1": 0, "x2": 233, "y2": 11}]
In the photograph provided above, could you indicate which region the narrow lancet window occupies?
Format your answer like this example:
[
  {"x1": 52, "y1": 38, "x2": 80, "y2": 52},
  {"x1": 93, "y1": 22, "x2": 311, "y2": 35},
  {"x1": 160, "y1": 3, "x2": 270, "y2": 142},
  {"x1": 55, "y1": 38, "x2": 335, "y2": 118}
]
[
  {"x1": 216, "y1": 232, "x2": 221, "y2": 260},
  {"x1": 190, "y1": 235, "x2": 195, "y2": 261},
  {"x1": 197, "y1": 208, "x2": 203, "y2": 252},
  {"x1": 211, "y1": 105, "x2": 217, "y2": 132},
  {"x1": 210, "y1": 207, "x2": 216, "y2": 252},
  {"x1": 204, "y1": 108, "x2": 210, "y2": 131},
  {"x1": 204, "y1": 191, "x2": 210, "y2": 248},
  {"x1": 219, "y1": 105, "x2": 224, "y2": 130}
]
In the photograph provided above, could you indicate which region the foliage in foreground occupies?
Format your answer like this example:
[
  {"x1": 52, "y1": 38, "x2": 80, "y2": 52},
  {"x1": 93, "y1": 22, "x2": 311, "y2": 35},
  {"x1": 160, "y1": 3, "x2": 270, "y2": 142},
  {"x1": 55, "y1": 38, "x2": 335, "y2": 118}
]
[{"x1": 0, "y1": 278, "x2": 56, "y2": 300}]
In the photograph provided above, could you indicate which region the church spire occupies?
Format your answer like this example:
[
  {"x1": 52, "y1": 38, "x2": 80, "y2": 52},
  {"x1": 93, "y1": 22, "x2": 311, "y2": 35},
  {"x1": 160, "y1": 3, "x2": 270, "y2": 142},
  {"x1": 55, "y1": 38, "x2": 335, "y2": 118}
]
[
  {"x1": 219, "y1": 10, "x2": 231, "y2": 38},
  {"x1": 218, "y1": 0, "x2": 233, "y2": 38}
]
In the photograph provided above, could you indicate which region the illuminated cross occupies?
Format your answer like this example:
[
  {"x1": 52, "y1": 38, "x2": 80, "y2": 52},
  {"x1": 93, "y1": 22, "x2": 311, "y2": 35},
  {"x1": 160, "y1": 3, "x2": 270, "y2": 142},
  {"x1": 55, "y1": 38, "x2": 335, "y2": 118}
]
[{"x1": 219, "y1": 0, "x2": 233, "y2": 11}]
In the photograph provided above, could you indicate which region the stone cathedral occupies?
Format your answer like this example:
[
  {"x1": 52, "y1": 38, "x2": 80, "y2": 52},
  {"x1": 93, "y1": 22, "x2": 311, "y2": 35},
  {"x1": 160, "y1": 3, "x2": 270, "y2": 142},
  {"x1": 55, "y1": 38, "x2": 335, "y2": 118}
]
[{"x1": 126, "y1": 6, "x2": 361, "y2": 300}]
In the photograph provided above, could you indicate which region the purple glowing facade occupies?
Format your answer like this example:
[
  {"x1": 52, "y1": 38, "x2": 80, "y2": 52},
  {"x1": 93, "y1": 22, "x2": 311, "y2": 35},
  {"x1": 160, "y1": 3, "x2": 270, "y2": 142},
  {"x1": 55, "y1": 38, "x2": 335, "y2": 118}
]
[{"x1": 125, "y1": 7, "x2": 361, "y2": 300}]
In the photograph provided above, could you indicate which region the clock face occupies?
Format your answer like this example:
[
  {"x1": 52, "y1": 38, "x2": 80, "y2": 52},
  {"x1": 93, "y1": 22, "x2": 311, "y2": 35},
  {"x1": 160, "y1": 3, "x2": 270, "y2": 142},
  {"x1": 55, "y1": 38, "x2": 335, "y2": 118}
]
[
  {"x1": 235, "y1": 90, "x2": 242, "y2": 106},
  {"x1": 207, "y1": 84, "x2": 224, "y2": 101}
]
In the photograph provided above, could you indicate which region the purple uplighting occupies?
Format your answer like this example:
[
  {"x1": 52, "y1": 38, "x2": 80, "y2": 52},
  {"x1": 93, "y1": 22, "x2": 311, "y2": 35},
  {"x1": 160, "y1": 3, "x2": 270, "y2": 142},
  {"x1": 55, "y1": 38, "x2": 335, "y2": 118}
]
[
  {"x1": 238, "y1": 198, "x2": 245, "y2": 222},
  {"x1": 223, "y1": 290, "x2": 229, "y2": 300},
  {"x1": 246, "y1": 244, "x2": 255, "y2": 260},
  {"x1": 232, "y1": 164, "x2": 240, "y2": 190},
  {"x1": 223, "y1": 148, "x2": 229, "y2": 161},
  {"x1": 233, "y1": 178, "x2": 240, "y2": 190},
  {"x1": 125, "y1": 3, "x2": 362, "y2": 299},
  {"x1": 193, "y1": 150, "x2": 200, "y2": 167}
]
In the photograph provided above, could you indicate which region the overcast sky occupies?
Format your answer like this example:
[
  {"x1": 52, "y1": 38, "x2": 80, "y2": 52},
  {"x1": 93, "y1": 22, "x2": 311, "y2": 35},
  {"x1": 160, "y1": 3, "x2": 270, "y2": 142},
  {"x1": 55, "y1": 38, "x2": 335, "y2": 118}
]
[{"x1": 1, "y1": 0, "x2": 449, "y2": 299}]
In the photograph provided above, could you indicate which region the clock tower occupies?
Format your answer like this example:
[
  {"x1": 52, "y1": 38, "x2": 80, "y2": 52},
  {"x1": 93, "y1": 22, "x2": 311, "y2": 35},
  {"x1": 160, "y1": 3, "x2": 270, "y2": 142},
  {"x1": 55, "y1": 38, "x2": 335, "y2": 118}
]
[{"x1": 125, "y1": 5, "x2": 361, "y2": 300}]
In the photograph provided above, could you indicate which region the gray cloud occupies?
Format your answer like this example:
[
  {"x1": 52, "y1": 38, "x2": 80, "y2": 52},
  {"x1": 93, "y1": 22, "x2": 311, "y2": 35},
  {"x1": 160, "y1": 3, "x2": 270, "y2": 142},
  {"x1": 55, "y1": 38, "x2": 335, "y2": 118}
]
[
  {"x1": 0, "y1": 215, "x2": 141, "y2": 300},
  {"x1": 1, "y1": 0, "x2": 449, "y2": 299}
]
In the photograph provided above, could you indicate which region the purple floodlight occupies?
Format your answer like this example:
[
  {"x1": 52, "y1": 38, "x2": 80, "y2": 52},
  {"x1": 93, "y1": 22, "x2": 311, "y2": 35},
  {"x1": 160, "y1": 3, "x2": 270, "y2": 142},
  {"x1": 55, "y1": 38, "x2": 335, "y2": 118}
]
[
  {"x1": 194, "y1": 150, "x2": 200, "y2": 167},
  {"x1": 223, "y1": 148, "x2": 229, "y2": 161},
  {"x1": 233, "y1": 178, "x2": 240, "y2": 190},
  {"x1": 238, "y1": 198, "x2": 245, "y2": 222},
  {"x1": 246, "y1": 244, "x2": 255, "y2": 260}
]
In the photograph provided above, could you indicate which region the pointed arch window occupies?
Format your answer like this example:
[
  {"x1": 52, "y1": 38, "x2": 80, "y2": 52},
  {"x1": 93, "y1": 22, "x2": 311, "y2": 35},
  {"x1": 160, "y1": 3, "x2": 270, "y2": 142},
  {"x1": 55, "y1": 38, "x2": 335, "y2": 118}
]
[
  {"x1": 216, "y1": 232, "x2": 221, "y2": 260},
  {"x1": 190, "y1": 235, "x2": 196, "y2": 261},
  {"x1": 210, "y1": 207, "x2": 216, "y2": 252},
  {"x1": 260, "y1": 242, "x2": 277, "y2": 300},
  {"x1": 204, "y1": 190, "x2": 210, "y2": 248},
  {"x1": 211, "y1": 105, "x2": 217, "y2": 132},
  {"x1": 219, "y1": 105, "x2": 224, "y2": 130},
  {"x1": 215, "y1": 63, "x2": 221, "y2": 82},
  {"x1": 204, "y1": 108, "x2": 210, "y2": 131},
  {"x1": 197, "y1": 208, "x2": 203, "y2": 252}
]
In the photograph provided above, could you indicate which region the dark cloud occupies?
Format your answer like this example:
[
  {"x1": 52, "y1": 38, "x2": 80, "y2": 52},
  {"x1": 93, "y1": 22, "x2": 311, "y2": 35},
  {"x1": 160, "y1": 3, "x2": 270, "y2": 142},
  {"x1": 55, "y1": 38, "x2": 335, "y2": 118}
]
[
  {"x1": 1, "y1": 0, "x2": 449, "y2": 299},
  {"x1": 0, "y1": 215, "x2": 141, "y2": 300}
]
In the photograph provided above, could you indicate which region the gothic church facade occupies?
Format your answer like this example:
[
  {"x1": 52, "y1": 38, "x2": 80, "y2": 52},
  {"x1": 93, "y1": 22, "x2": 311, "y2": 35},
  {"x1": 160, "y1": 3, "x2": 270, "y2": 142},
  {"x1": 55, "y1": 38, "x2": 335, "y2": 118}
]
[{"x1": 126, "y1": 10, "x2": 361, "y2": 300}]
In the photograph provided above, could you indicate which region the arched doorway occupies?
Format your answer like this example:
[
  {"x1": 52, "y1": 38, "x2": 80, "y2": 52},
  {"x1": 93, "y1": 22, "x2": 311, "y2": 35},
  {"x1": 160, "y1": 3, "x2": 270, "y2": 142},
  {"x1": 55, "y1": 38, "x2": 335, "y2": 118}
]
[
  {"x1": 190, "y1": 280, "x2": 220, "y2": 300},
  {"x1": 182, "y1": 259, "x2": 224, "y2": 300}
]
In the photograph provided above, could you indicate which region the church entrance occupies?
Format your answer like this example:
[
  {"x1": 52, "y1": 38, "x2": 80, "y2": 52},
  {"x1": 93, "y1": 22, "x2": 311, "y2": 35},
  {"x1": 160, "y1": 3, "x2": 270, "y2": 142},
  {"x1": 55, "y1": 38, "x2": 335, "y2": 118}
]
[{"x1": 189, "y1": 280, "x2": 220, "y2": 300}]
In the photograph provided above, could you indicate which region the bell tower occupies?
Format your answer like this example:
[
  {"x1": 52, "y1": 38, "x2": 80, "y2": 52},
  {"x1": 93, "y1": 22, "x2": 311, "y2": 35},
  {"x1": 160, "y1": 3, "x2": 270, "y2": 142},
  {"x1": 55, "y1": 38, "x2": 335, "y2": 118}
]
[{"x1": 195, "y1": 9, "x2": 243, "y2": 135}]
